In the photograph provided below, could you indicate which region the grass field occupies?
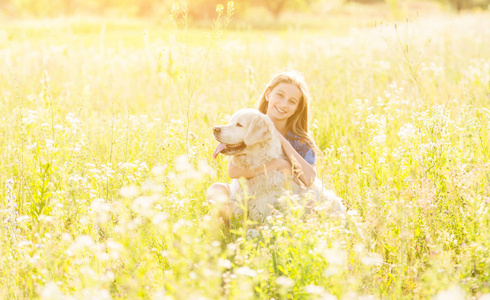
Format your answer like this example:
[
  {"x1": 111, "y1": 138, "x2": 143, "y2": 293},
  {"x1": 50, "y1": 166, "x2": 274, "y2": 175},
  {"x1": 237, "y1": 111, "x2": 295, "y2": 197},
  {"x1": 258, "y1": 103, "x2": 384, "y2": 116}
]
[{"x1": 1, "y1": 5, "x2": 490, "y2": 299}]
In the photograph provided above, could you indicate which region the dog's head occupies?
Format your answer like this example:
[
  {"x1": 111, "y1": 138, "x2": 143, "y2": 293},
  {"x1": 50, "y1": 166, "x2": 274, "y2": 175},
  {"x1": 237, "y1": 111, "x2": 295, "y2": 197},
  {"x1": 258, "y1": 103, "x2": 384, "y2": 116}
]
[{"x1": 213, "y1": 109, "x2": 274, "y2": 159}]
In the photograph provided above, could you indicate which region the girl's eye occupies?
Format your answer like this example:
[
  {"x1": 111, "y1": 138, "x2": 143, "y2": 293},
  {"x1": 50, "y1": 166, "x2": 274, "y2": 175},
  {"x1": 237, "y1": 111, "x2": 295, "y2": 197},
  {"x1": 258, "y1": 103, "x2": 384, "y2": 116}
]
[{"x1": 236, "y1": 123, "x2": 243, "y2": 127}]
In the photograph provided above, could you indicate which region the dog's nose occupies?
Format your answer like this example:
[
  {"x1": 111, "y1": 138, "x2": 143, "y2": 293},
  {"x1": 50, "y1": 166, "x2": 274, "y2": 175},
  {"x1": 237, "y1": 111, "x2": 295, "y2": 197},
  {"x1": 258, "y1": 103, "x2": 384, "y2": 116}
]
[{"x1": 213, "y1": 127, "x2": 221, "y2": 134}]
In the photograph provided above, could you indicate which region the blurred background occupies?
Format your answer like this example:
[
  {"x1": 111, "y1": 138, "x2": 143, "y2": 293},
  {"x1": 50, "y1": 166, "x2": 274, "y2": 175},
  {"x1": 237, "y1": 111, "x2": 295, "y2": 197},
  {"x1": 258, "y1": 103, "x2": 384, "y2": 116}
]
[
  {"x1": 0, "y1": 0, "x2": 488, "y2": 26},
  {"x1": 0, "y1": 0, "x2": 489, "y2": 297}
]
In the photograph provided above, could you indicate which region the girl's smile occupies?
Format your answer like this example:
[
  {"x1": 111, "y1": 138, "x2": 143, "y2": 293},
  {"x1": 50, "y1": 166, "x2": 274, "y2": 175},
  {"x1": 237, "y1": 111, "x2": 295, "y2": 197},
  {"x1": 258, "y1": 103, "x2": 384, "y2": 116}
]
[{"x1": 265, "y1": 83, "x2": 301, "y2": 125}]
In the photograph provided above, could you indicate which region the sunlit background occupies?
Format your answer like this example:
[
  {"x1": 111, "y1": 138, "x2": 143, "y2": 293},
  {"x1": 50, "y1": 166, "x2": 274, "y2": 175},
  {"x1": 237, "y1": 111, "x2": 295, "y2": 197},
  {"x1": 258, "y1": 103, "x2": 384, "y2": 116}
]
[
  {"x1": 1, "y1": 0, "x2": 489, "y2": 22},
  {"x1": 1, "y1": 0, "x2": 490, "y2": 299}
]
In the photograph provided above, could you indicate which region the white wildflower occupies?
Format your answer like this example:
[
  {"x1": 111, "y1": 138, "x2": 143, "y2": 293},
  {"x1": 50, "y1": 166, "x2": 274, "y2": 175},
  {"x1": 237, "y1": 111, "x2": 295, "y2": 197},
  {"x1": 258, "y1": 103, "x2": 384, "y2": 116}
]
[
  {"x1": 38, "y1": 215, "x2": 54, "y2": 224},
  {"x1": 347, "y1": 209, "x2": 358, "y2": 216},
  {"x1": 235, "y1": 266, "x2": 257, "y2": 278},
  {"x1": 371, "y1": 133, "x2": 386, "y2": 146},
  {"x1": 78, "y1": 287, "x2": 111, "y2": 300},
  {"x1": 246, "y1": 229, "x2": 259, "y2": 240},
  {"x1": 22, "y1": 110, "x2": 38, "y2": 125},
  {"x1": 45, "y1": 139, "x2": 55, "y2": 150},
  {"x1": 227, "y1": 243, "x2": 238, "y2": 252},
  {"x1": 361, "y1": 253, "x2": 383, "y2": 266},
  {"x1": 18, "y1": 240, "x2": 33, "y2": 248},
  {"x1": 16, "y1": 215, "x2": 31, "y2": 223},
  {"x1": 105, "y1": 240, "x2": 124, "y2": 260},
  {"x1": 324, "y1": 248, "x2": 346, "y2": 266},
  {"x1": 90, "y1": 198, "x2": 112, "y2": 224},
  {"x1": 101, "y1": 270, "x2": 115, "y2": 283},
  {"x1": 305, "y1": 284, "x2": 325, "y2": 295},
  {"x1": 276, "y1": 276, "x2": 295, "y2": 288},
  {"x1": 175, "y1": 154, "x2": 193, "y2": 172},
  {"x1": 73, "y1": 141, "x2": 84, "y2": 153},
  {"x1": 61, "y1": 233, "x2": 72, "y2": 243},
  {"x1": 152, "y1": 212, "x2": 169, "y2": 225},
  {"x1": 152, "y1": 288, "x2": 173, "y2": 300},
  {"x1": 432, "y1": 286, "x2": 465, "y2": 300},
  {"x1": 27, "y1": 142, "x2": 38, "y2": 150},
  {"x1": 131, "y1": 196, "x2": 157, "y2": 217},
  {"x1": 39, "y1": 282, "x2": 68, "y2": 300},
  {"x1": 218, "y1": 258, "x2": 233, "y2": 269},
  {"x1": 66, "y1": 113, "x2": 81, "y2": 128},
  {"x1": 198, "y1": 160, "x2": 217, "y2": 177},
  {"x1": 67, "y1": 235, "x2": 94, "y2": 255},
  {"x1": 398, "y1": 123, "x2": 416, "y2": 141},
  {"x1": 119, "y1": 186, "x2": 139, "y2": 198},
  {"x1": 29, "y1": 254, "x2": 41, "y2": 265},
  {"x1": 152, "y1": 165, "x2": 167, "y2": 176},
  {"x1": 324, "y1": 266, "x2": 339, "y2": 277},
  {"x1": 88, "y1": 168, "x2": 100, "y2": 174},
  {"x1": 141, "y1": 181, "x2": 164, "y2": 193}
]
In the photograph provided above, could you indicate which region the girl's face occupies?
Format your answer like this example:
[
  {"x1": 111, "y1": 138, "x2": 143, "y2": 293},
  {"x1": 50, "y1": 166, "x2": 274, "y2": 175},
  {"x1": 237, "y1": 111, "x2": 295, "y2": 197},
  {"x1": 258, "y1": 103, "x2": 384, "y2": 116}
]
[{"x1": 265, "y1": 83, "x2": 302, "y2": 123}]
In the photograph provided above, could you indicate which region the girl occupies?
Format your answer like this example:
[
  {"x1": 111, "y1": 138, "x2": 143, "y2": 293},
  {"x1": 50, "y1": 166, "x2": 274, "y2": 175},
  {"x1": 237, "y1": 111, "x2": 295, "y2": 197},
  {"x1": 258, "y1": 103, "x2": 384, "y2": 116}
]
[{"x1": 207, "y1": 70, "x2": 320, "y2": 219}]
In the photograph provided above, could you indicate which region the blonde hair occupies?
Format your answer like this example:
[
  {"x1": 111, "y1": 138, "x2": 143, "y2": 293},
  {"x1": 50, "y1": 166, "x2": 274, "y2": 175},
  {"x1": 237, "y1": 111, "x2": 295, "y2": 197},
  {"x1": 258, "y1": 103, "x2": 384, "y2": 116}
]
[{"x1": 257, "y1": 70, "x2": 319, "y2": 153}]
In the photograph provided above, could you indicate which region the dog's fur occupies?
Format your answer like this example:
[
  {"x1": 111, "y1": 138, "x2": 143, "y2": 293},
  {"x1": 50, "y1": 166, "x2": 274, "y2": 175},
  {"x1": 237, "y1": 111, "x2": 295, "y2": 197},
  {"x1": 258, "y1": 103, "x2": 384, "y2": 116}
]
[{"x1": 213, "y1": 108, "x2": 345, "y2": 222}]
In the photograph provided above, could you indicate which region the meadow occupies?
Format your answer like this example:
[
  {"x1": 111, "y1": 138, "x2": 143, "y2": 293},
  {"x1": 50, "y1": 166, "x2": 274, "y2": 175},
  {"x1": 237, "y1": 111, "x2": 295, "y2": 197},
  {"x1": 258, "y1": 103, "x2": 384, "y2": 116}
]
[{"x1": 0, "y1": 4, "x2": 490, "y2": 299}]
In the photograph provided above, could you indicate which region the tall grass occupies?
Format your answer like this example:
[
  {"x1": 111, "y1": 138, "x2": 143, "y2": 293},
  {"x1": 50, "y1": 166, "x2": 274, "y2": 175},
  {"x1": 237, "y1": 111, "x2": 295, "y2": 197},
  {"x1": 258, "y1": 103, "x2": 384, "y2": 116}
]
[{"x1": 0, "y1": 10, "x2": 489, "y2": 299}]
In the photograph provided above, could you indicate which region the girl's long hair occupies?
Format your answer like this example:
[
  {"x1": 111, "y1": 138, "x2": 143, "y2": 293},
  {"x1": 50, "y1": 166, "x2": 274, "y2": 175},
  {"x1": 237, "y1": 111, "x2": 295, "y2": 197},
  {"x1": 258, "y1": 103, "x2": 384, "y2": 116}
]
[{"x1": 257, "y1": 70, "x2": 319, "y2": 153}]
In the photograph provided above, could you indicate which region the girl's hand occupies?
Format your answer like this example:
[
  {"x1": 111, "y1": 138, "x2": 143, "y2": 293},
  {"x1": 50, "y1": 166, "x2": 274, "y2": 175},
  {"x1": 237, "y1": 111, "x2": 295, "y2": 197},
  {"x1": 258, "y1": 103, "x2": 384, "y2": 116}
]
[
  {"x1": 270, "y1": 158, "x2": 292, "y2": 176},
  {"x1": 271, "y1": 127, "x2": 317, "y2": 187}
]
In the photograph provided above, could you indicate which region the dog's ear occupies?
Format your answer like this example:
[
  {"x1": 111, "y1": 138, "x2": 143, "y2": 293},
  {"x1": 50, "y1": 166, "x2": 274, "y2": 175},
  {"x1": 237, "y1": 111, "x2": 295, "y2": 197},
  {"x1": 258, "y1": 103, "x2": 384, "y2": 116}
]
[{"x1": 244, "y1": 117, "x2": 272, "y2": 145}]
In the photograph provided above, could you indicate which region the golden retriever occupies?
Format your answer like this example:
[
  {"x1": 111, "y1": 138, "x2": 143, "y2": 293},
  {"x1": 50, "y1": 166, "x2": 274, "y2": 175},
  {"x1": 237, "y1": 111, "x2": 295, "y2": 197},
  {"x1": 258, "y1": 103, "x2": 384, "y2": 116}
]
[{"x1": 213, "y1": 108, "x2": 345, "y2": 222}]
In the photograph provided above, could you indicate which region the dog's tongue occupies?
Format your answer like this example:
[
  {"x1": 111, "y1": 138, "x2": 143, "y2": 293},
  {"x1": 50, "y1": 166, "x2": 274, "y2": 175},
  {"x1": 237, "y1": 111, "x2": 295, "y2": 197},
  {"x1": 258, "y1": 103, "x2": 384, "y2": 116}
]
[{"x1": 213, "y1": 143, "x2": 226, "y2": 159}]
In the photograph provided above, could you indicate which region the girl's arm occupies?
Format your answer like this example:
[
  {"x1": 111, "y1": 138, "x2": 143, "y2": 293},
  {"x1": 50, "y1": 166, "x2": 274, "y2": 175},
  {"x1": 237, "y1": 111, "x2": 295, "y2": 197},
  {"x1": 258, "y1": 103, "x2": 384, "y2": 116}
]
[
  {"x1": 276, "y1": 132, "x2": 317, "y2": 187},
  {"x1": 228, "y1": 158, "x2": 292, "y2": 179}
]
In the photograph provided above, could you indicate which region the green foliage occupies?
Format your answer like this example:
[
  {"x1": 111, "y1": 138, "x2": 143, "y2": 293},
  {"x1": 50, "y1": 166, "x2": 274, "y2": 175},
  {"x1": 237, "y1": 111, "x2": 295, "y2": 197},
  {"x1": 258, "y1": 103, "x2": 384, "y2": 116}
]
[
  {"x1": 28, "y1": 162, "x2": 53, "y2": 218},
  {"x1": 0, "y1": 9, "x2": 490, "y2": 300}
]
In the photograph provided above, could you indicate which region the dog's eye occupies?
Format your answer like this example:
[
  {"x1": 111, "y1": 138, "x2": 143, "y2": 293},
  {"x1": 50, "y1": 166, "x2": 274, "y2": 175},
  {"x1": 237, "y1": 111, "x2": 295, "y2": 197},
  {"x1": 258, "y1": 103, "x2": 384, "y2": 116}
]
[{"x1": 236, "y1": 123, "x2": 243, "y2": 127}]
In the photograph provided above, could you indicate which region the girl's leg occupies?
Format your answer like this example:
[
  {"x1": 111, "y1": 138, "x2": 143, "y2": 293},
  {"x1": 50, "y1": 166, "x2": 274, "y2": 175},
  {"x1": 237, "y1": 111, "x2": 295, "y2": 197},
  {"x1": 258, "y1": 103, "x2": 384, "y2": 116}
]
[
  {"x1": 206, "y1": 182, "x2": 232, "y2": 226},
  {"x1": 206, "y1": 182, "x2": 230, "y2": 204}
]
